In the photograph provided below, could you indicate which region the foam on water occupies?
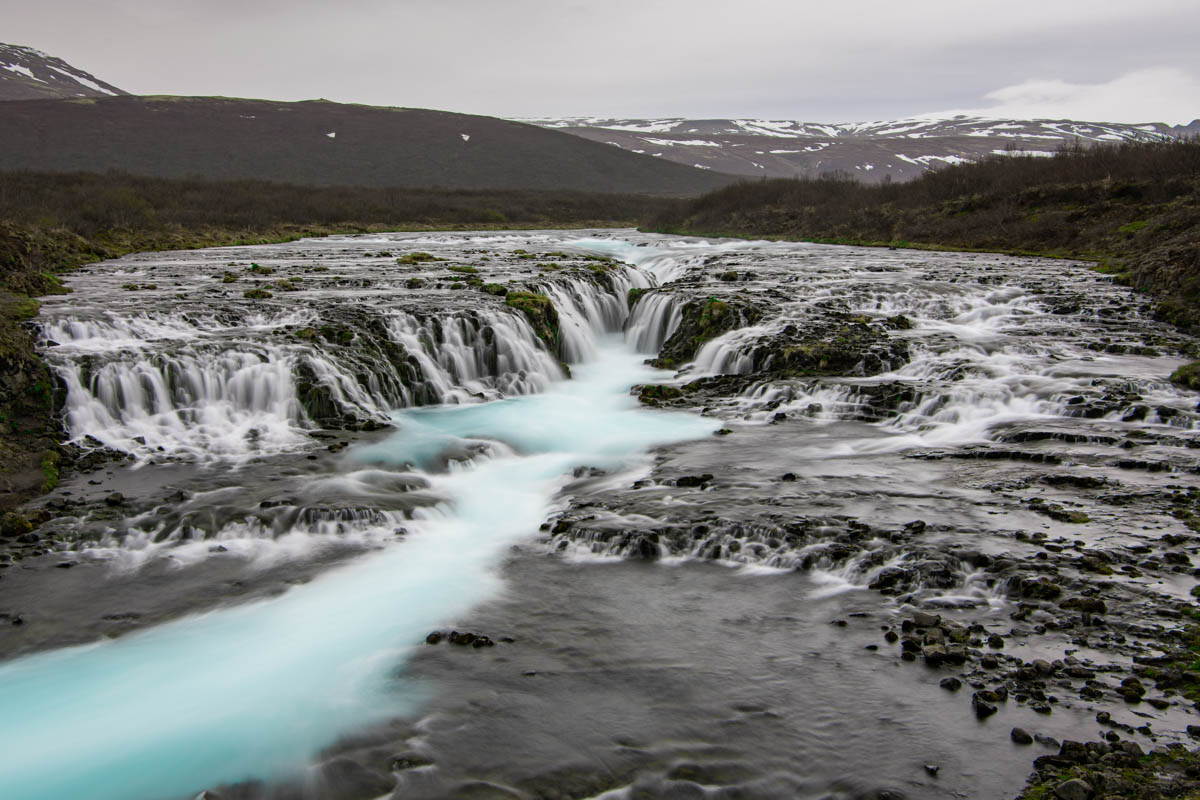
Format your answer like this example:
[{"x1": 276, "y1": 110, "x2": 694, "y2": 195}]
[
  {"x1": 563, "y1": 235, "x2": 780, "y2": 283},
  {"x1": 10, "y1": 230, "x2": 1199, "y2": 798},
  {"x1": 0, "y1": 338, "x2": 714, "y2": 800}
]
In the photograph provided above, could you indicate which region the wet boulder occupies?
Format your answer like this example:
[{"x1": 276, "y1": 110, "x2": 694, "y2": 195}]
[
  {"x1": 0, "y1": 511, "x2": 32, "y2": 538},
  {"x1": 972, "y1": 693, "x2": 998, "y2": 718},
  {"x1": 651, "y1": 296, "x2": 764, "y2": 368},
  {"x1": 1053, "y1": 778, "x2": 1094, "y2": 800}
]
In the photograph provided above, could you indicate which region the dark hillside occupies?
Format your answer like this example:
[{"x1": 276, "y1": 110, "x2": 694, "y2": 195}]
[
  {"x1": 647, "y1": 140, "x2": 1200, "y2": 332},
  {"x1": 0, "y1": 96, "x2": 734, "y2": 195},
  {"x1": 0, "y1": 43, "x2": 128, "y2": 101}
]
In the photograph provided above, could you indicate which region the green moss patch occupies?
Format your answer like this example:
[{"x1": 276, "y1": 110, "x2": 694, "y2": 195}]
[
  {"x1": 505, "y1": 291, "x2": 560, "y2": 354},
  {"x1": 1171, "y1": 361, "x2": 1200, "y2": 391}
]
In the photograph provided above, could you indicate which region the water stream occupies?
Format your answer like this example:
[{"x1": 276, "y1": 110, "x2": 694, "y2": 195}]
[
  {"x1": 1, "y1": 230, "x2": 1198, "y2": 800},
  {"x1": 0, "y1": 339, "x2": 711, "y2": 800}
]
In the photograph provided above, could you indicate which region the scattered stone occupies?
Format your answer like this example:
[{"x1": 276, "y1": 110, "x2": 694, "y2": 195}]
[
  {"x1": 0, "y1": 512, "x2": 32, "y2": 539},
  {"x1": 1011, "y1": 727, "x2": 1034, "y2": 745},
  {"x1": 389, "y1": 753, "x2": 433, "y2": 771},
  {"x1": 972, "y1": 693, "x2": 998, "y2": 718},
  {"x1": 912, "y1": 611, "x2": 941, "y2": 628},
  {"x1": 1053, "y1": 777, "x2": 1093, "y2": 800},
  {"x1": 1119, "y1": 676, "x2": 1146, "y2": 702},
  {"x1": 674, "y1": 473, "x2": 714, "y2": 488},
  {"x1": 448, "y1": 631, "x2": 477, "y2": 645}
]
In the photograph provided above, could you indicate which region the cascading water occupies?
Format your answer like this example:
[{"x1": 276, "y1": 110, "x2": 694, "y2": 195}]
[
  {"x1": 0, "y1": 231, "x2": 717, "y2": 800},
  {"x1": 0, "y1": 342, "x2": 714, "y2": 800},
  {"x1": 4, "y1": 230, "x2": 1200, "y2": 800},
  {"x1": 624, "y1": 291, "x2": 684, "y2": 354},
  {"x1": 39, "y1": 268, "x2": 616, "y2": 463}
]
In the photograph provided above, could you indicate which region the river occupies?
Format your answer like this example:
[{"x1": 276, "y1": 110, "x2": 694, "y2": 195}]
[{"x1": 1, "y1": 230, "x2": 1198, "y2": 800}]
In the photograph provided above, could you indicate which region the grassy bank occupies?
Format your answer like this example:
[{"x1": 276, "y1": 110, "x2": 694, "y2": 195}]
[
  {"x1": 645, "y1": 139, "x2": 1200, "y2": 332},
  {"x1": 0, "y1": 170, "x2": 673, "y2": 510}
]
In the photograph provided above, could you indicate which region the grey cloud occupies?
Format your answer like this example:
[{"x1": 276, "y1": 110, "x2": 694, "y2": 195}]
[{"x1": 4, "y1": 0, "x2": 1198, "y2": 122}]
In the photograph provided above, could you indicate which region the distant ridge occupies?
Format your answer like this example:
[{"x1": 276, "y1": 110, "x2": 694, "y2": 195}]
[
  {"x1": 0, "y1": 43, "x2": 127, "y2": 101},
  {"x1": 0, "y1": 96, "x2": 735, "y2": 195},
  {"x1": 521, "y1": 116, "x2": 1200, "y2": 182}
]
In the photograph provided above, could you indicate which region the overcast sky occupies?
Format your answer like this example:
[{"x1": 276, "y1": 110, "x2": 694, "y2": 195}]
[{"x1": 8, "y1": 0, "x2": 1200, "y2": 123}]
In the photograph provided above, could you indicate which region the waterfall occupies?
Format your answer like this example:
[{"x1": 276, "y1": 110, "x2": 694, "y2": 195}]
[
  {"x1": 624, "y1": 291, "x2": 683, "y2": 354},
  {"x1": 39, "y1": 272, "x2": 646, "y2": 463}
]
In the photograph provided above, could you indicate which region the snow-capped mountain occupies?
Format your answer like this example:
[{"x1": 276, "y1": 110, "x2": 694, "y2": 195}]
[
  {"x1": 519, "y1": 116, "x2": 1200, "y2": 182},
  {"x1": 0, "y1": 43, "x2": 127, "y2": 101}
]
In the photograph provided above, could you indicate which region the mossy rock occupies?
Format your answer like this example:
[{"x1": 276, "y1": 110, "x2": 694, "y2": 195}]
[
  {"x1": 505, "y1": 291, "x2": 560, "y2": 354},
  {"x1": 40, "y1": 450, "x2": 59, "y2": 492},
  {"x1": 318, "y1": 325, "x2": 354, "y2": 344},
  {"x1": 637, "y1": 384, "x2": 684, "y2": 406},
  {"x1": 480, "y1": 283, "x2": 508, "y2": 297},
  {"x1": 1171, "y1": 361, "x2": 1200, "y2": 391},
  {"x1": 0, "y1": 510, "x2": 32, "y2": 538},
  {"x1": 652, "y1": 296, "x2": 762, "y2": 368},
  {"x1": 396, "y1": 252, "x2": 444, "y2": 265},
  {"x1": 447, "y1": 265, "x2": 479, "y2": 274},
  {"x1": 627, "y1": 287, "x2": 650, "y2": 309},
  {"x1": 243, "y1": 288, "x2": 273, "y2": 300}
]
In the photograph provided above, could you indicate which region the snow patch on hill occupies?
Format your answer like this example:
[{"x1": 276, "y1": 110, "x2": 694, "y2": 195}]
[
  {"x1": 517, "y1": 113, "x2": 1190, "y2": 183},
  {"x1": 0, "y1": 42, "x2": 128, "y2": 101}
]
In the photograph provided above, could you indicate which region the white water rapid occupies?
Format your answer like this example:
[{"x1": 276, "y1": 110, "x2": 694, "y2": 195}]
[
  {"x1": 4, "y1": 230, "x2": 1199, "y2": 800},
  {"x1": 0, "y1": 234, "x2": 716, "y2": 800}
]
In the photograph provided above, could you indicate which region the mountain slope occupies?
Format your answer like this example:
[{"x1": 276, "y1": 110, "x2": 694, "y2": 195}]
[
  {"x1": 646, "y1": 139, "x2": 1200, "y2": 331},
  {"x1": 0, "y1": 43, "x2": 127, "y2": 101},
  {"x1": 0, "y1": 96, "x2": 734, "y2": 195},
  {"x1": 522, "y1": 116, "x2": 1197, "y2": 182}
]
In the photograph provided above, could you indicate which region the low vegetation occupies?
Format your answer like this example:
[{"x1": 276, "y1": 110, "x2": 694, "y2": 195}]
[{"x1": 0, "y1": 96, "x2": 733, "y2": 194}]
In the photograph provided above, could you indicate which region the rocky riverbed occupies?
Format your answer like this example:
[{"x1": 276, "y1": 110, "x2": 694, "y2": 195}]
[{"x1": 1, "y1": 230, "x2": 1198, "y2": 800}]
